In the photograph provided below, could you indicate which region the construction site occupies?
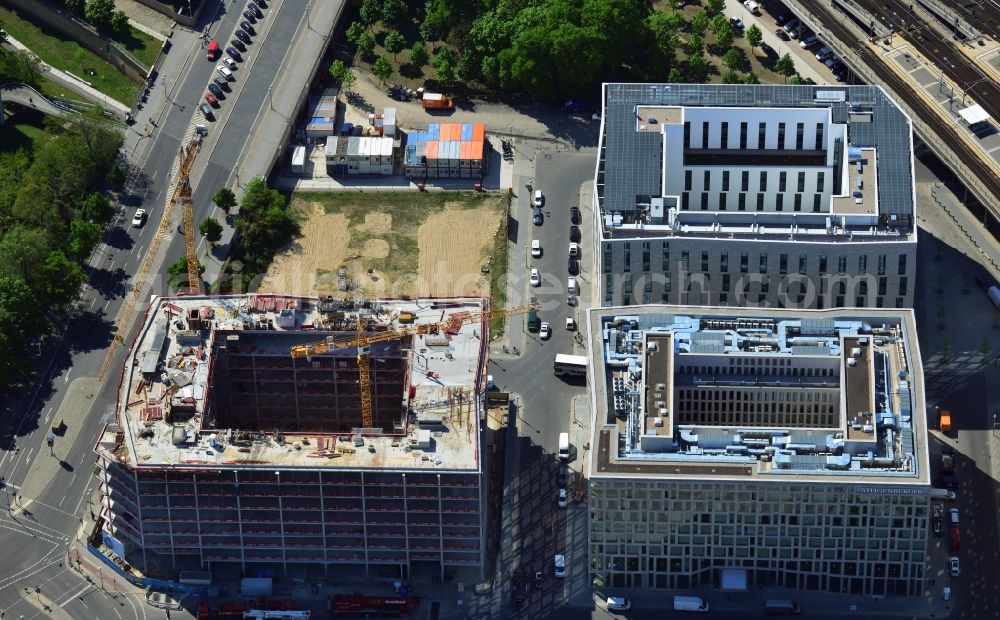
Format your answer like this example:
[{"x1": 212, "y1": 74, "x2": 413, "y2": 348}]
[{"x1": 93, "y1": 293, "x2": 515, "y2": 583}]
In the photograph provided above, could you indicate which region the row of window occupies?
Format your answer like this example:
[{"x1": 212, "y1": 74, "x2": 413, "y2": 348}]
[
  {"x1": 683, "y1": 120, "x2": 825, "y2": 151},
  {"x1": 680, "y1": 191, "x2": 825, "y2": 212},
  {"x1": 684, "y1": 170, "x2": 824, "y2": 193}
]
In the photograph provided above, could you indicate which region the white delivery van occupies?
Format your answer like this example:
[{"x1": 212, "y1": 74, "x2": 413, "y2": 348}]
[
  {"x1": 764, "y1": 599, "x2": 801, "y2": 615},
  {"x1": 554, "y1": 554, "x2": 566, "y2": 577},
  {"x1": 558, "y1": 432, "x2": 570, "y2": 460},
  {"x1": 607, "y1": 596, "x2": 631, "y2": 611},
  {"x1": 743, "y1": 0, "x2": 760, "y2": 15},
  {"x1": 674, "y1": 595, "x2": 709, "y2": 612}
]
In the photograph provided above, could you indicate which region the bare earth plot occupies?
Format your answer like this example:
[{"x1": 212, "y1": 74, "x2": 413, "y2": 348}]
[{"x1": 260, "y1": 192, "x2": 506, "y2": 299}]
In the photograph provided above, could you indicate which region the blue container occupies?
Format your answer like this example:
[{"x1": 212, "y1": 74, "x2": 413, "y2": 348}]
[
  {"x1": 461, "y1": 123, "x2": 473, "y2": 141},
  {"x1": 427, "y1": 123, "x2": 440, "y2": 139}
]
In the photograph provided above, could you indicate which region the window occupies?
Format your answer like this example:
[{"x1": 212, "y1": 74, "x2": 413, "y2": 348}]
[
  {"x1": 603, "y1": 245, "x2": 612, "y2": 274},
  {"x1": 813, "y1": 194, "x2": 821, "y2": 212},
  {"x1": 777, "y1": 122, "x2": 786, "y2": 148},
  {"x1": 776, "y1": 194, "x2": 784, "y2": 211},
  {"x1": 721, "y1": 122, "x2": 729, "y2": 147},
  {"x1": 793, "y1": 194, "x2": 802, "y2": 211},
  {"x1": 721, "y1": 252, "x2": 729, "y2": 273},
  {"x1": 878, "y1": 277, "x2": 887, "y2": 296},
  {"x1": 738, "y1": 193, "x2": 746, "y2": 211},
  {"x1": 819, "y1": 255, "x2": 828, "y2": 274},
  {"x1": 682, "y1": 193, "x2": 690, "y2": 210},
  {"x1": 741, "y1": 170, "x2": 750, "y2": 192},
  {"x1": 740, "y1": 122, "x2": 748, "y2": 149},
  {"x1": 722, "y1": 170, "x2": 730, "y2": 191},
  {"x1": 684, "y1": 122, "x2": 691, "y2": 148},
  {"x1": 703, "y1": 170, "x2": 711, "y2": 190},
  {"x1": 701, "y1": 251, "x2": 709, "y2": 272},
  {"x1": 756, "y1": 193, "x2": 765, "y2": 211},
  {"x1": 898, "y1": 254, "x2": 907, "y2": 275},
  {"x1": 740, "y1": 252, "x2": 749, "y2": 273},
  {"x1": 779, "y1": 171, "x2": 787, "y2": 192},
  {"x1": 758, "y1": 122, "x2": 766, "y2": 148},
  {"x1": 799, "y1": 254, "x2": 807, "y2": 274},
  {"x1": 702, "y1": 122, "x2": 709, "y2": 147},
  {"x1": 815, "y1": 123, "x2": 824, "y2": 148},
  {"x1": 760, "y1": 253, "x2": 768, "y2": 274},
  {"x1": 779, "y1": 254, "x2": 788, "y2": 275},
  {"x1": 899, "y1": 277, "x2": 908, "y2": 296},
  {"x1": 877, "y1": 255, "x2": 886, "y2": 276},
  {"x1": 722, "y1": 273, "x2": 731, "y2": 292},
  {"x1": 681, "y1": 251, "x2": 689, "y2": 270},
  {"x1": 719, "y1": 193, "x2": 727, "y2": 211},
  {"x1": 797, "y1": 172, "x2": 806, "y2": 192},
  {"x1": 624, "y1": 244, "x2": 631, "y2": 273},
  {"x1": 817, "y1": 171, "x2": 825, "y2": 193},
  {"x1": 701, "y1": 192, "x2": 709, "y2": 210},
  {"x1": 837, "y1": 256, "x2": 847, "y2": 274},
  {"x1": 684, "y1": 170, "x2": 692, "y2": 191},
  {"x1": 642, "y1": 242, "x2": 651, "y2": 272},
  {"x1": 661, "y1": 243, "x2": 670, "y2": 271},
  {"x1": 759, "y1": 171, "x2": 768, "y2": 192},
  {"x1": 796, "y1": 122, "x2": 804, "y2": 150},
  {"x1": 857, "y1": 255, "x2": 867, "y2": 275}
]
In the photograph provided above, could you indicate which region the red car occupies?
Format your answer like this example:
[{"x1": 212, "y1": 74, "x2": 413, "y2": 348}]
[
  {"x1": 207, "y1": 40, "x2": 220, "y2": 60},
  {"x1": 950, "y1": 526, "x2": 961, "y2": 552},
  {"x1": 204, "y1": 92, "x2": 219, "y2": 107}
]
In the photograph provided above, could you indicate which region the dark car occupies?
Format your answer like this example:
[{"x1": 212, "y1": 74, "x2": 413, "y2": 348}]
[
  {"x1": 533, "y1": 571, "x2": 544, "y2": 589},
  {"x1": 557, "y1": 464, "x2": 568, "y2": 487},
  {"x1": 775, "y1": 28, "x2": 790, "y2": 41},
  {"x1": 255, "y1": 0, "x2": 266, "y2": 6},
  {"x1": 760, "y1": 42, "x2": 777, "y2": 58},
  {"x1": 204, "y1": 92, "x2": 219, "y2": 107},
  {"x1": 775, "y1": 13, "x2": 791, "y2": 26},
  {"x1": 214, "y1": 76, "x2": 231, "y2": 91},
  {"x1": 207, "y1": 82, "x2": 224, "y2": 98},
  {"x1": 569, "y1": 225, "x2": 580, "y2": 242},
  {"x1": 234, "y1": 29, "x2": 252, "y2": 44},
  {"x1": 248, "y1": 2, "x2": 263, "y2": 18},
  {"x1": 242, "y1": 10, "x2": 257, "y2": 23},
  {"x1": 226, "y1": 47, "x2": 243, "y2": 62},
  {"x1": 570, "y1": 206, "x2": 581, "y2": 224},
  {"x1": 568, "y1": 257, "x2": 578, "y2": 275},
  {"x1": 230, "y1": 38, "x2": 247, "y2": 52},
  {"x1": 199, "y1": 103, "x2": 214, "y2": 120},
  {"x1": 240, "y1": 21, "x2": 256, "y2": 35},
  {"x1": 933, "y1": 517, "x2": 943, "y2": 537}
]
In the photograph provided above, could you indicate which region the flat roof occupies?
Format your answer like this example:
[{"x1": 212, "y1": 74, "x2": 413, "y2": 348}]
[
  {"x1": 99, "y1": 295, "x2": 488, "y2": 473},
  {"x1": 586, "y1": 305, "x2": 928, "y2": 486}
]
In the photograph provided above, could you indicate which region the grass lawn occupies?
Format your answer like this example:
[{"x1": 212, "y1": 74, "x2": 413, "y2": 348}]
[
  {"x1": 0, "y1": 109, "x2": 55, "y2": 155},
  {"x1": 0, "y1": 6, "x2": 141, "y2": 105},
  {"x1": 35, "y1": 74, "x2": 89, "y2": 104},
  {"x1": 115, "y1": 26, "x2": 162, "y2": 68},
  {"x1": 489, "y1": 196, "x2": 511, "y2": 338}
]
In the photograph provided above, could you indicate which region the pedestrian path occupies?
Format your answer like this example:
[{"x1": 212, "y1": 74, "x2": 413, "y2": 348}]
[{"x1": 0, "y1": 83, "x2": 68, "y2": 117}]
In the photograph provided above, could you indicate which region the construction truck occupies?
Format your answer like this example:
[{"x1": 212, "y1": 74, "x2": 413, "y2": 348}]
[
  {"x1": 941, "y1": 451, "x2": 958, "y2": 489},
  {"x1": 938, "y1": 408, "x2": 952, "y2": 433},
  {"x1": 421, "y1": 92, "x2": 454, "y2": 110}
]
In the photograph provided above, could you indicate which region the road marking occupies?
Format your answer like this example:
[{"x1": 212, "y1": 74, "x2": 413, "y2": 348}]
[
  {"x1": 150, "y1": 169, "x2": 158, "y2": 182},
  {"x1": 59, "y1": 583, "x2": 93, "y2": 608},
  {"x1": 134, "y1": 245, "x2": 144, "y2": 258},
  {"x1": 42, "y1": 408, "x2": 52, "y2": 424},
  {"x1": 104, "y1": 299, "x2": 111, "y2": 311},
  {"x1": 63, "y1": 371, "x2": 71, "y2": 384},
  {"x1": 90, "y1": 297, "x2": 97, "y2": 309}
]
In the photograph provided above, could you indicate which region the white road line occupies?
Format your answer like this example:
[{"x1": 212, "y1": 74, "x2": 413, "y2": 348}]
[
  {"x1": 135, "y1": 245, "x2": 144, "y2": 258},
  {"x1": 112, "y1": 603, "x2": 122, "y2": 618},
  {"x1": 90, "y1": 297, "x2": 97, "y2": 309},
  {"x1": 58, "y1": 583, "x2": 93, "y2": 607},
  {"x1": 104, "y1": 299, "x2": 111, "y2": 311},
  {"x1": 63, "y1": 372, "x2": 71, "y2": 384},
  {"x1": 42, "y1": 408, "x2": 52, "y2": 424},
  {"x1": 150, "y1": 169, "x2": 158, "y2": 182}
]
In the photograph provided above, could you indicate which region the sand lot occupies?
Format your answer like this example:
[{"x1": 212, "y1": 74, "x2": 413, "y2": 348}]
[{"x1": 260, "y1": 192, "x2": 506, "y2": 299}]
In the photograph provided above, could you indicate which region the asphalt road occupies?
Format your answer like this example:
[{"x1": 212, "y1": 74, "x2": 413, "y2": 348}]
[{"x1": 0, "y1": 2, "x2": 314, "y2": 618}]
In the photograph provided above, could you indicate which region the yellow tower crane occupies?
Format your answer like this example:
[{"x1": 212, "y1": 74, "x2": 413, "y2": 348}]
[
  {"x1": 174, "y1": 139, "x2": 202, "y2": 295},
  {"x1": 290, "y1": 302, "x2": 538, "y2": 430}
]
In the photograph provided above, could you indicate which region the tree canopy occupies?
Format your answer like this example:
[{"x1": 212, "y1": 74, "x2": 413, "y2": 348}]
[{"x1": 232, "y1": 178, "x2": 297, "y2": 288}]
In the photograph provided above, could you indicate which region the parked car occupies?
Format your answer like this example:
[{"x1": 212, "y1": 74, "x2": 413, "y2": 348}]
[
  {"x1": 254, "y1": 0, "x2": 266, "y2": 6},
  {"x1": 950, "y1": 557, "x2": 960, "y2": 577},
  {"x1": 799, "y1": 33, "x2": 819, "y2": 48},
  {"x1": 557, "y1": 488, "x2": 568, "y2": 508},
  {"x1": 788, "y1": 27, "x2": 800, "y2": 39},
  {"x1": 230, "y1": 38, "x2": 247, "y2": 52},
  {"x1": 824, "y1": 55, "x2": 840, "y2": 68},
  {"x1": 242, "y1": 10, "x2": 257, "y2": 23},
  {"x1": 240, "y1": 20, "x2": 256, "y2": 35},
  {"x1": 533, "y1": 189, "x2": 544, "y2": 207},
  {"x1": 568, "y1": 242, "x2": 579, "y2": 258},
  {"x1": 760, "y1": 42, "x2": 777, "y2": 58},
  {"x1": 815, "y1": 46, "x2": 833, "y2": 61},
  {"x1": 949, "y1": 508, "x2": 960, "y2": 526},
  {"x1": 529, "y1": 268, "x2": 540, "y2": 287},
  {"x1": 217, "y1": 65, "x2": 234, "y2": 81},
  {"x1": 776, "y1": 13, "x2": 792, "y2": 26},
  {"x1": 207, "y1": 82, "x2": 224, "y2": 98},
  {"x1": 558, "y1": 464, "x2": 568, "y2": 487},
  {"x1": 213, "y1": 76, "x2": 231, "y2": 91},
  {"x1": 531, "y1": 239, "x2": 542, "y2": 258},
  {"x1": 247, "y1": 2, "x2": 263, "y2": 18},
  {"x1": 206, "y1": 40, "x2": 220, "y2": 60},
  {"x1": 775, "y1": 28, "x2": 790, "y2": 41},
  {"x1": 226, "y1": 47, "x2": 243, "y2": 62},
  {"x1": 730, "y1": 16, "x2": 744, "y2": 30},
  {"x1": 540, "y1": 322, "x2": 551, "y2": 340},
  {"x1": 131, "y1": 209, "x2": 146, "y2": 227},
  {"x1": 565, "y1": 317, "x2": 576, "y2": 330},
  {"x1": 533, "y1": 571, "x2": 544, "y2": 589},
  {"x1": 567, "y1": 276, "x2": 578, "y2": 294},
  {"x1": 199, "y1": 103, "x2": 214, "y2": 119},
  {"x1": 222, "y1": 57, "x2": 238, "y2": 70},
  {"x1": 784, "y1": 18, "x2": 800, "y2": 33},
  {"x1": 204, "y1": 92, "x2": 219, "y2": 107},
  {"x1": 567, "y1": 257, "x2": 579, "y2": 275},
  {"x1": 569, "y1": 225, "x2": 581, "y2": 242},
  {"x1": 570, "y1": 206, "x2": 581, "y2": 224},
  {"x1": 933, "y1": 517, "x2": 943, "y2": 537},
  {"x1": 234, "y1": 29, "x2": 252, "y2": 44},
  {"x1": 743, "y1": 0, "x2": 760, "y2": 15}
]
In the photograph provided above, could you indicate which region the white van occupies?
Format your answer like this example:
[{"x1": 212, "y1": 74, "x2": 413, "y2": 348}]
[
  {"x1": 674, "y1": 595, "x2": 709, "y2": 612},
  {"x1": 743, "y1": 0, "x2": 760, "y2": 15},
  {"x1": 533, "y1": 189, "x2": 544, "y2": 207},
  {"x1": 558, "y1": 432, "x2": 570, "y2": 460},
  {"x1": 607, "y1": 596, "x2": 631, "y2": 611},
  {"x1": 554, "y1": 554, "x2": 566, "y2": 577}
]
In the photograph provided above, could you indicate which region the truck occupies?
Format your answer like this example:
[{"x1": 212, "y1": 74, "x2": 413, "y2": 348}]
[
  {"x1": 674, "y1": 595, "x2": 709, "y2": 612},
  {"x1": 938, "y1": 409, "x2": 952, "y2": 433},
  {"x1": 558, "y1": 432, "x2": 570, "y2": 460},
  {"x1": 421, "y1": 92, "x2": 454, "y2": 110},
  {"x1": 950, "y1": 526, "x2": 961, "y2": 551},
  {"x1": 764, "y1": 599, "x2": 801, "y2": 615},
  {"x1": 940, "y1": 451, "x2": 958, "y2": 488}
]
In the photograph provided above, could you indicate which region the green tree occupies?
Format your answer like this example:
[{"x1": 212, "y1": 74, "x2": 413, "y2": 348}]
[
  {"x1": 420, "y1": 1, "x2": 451, "y2": 45},
  {"x1": 371, "y1": 55, "x2": 394, "y2": 84},
  {"x1": 706, "y1": 0, "x2": 725, "y2": 13},
  {"x1": 667, "y1": 66, "x2": 683, "y2": 83},
  {"x1": 721, "y1": 69, "x2": 741, "y2": 84},
  {"x1": 328, "y1": 59, "x2": 357, "y2": 91},
  {"x1": 383, "y1": 31, "x2": 406, "y2": 61},
  {"x1": 234, "y1": 178, "x2": 296, "y2": 285},
  {"x1": 0, "y1": 150, "x2": 30, "y2": 224},
  {"x1": 381, "y1": 0, "x2": 407, "y2": 29},
  {"x1": 110, "y1": 10, "x2": 129, "y2": 33},
  {"x1": 711, "y1": 15, "x2": 734, "y2": 49},
  {"x1": 746, "y1": 24, "x2": 763, "y2": 53},
  {"x1": 774, "y1": 53, "x2": 796, "y2": 83},
  {"x1": 686, "y1": 52, "x2": 708, "y2": 81},
  {"x1": 691, "y1": 11, "x2": 710, "y2": 35},
  {"x1": 39, "y1": 250, "x2": 85, "y2": 307},
  {"x1": 0, "y1": 276, "x2": 47, "y2": 386},
  {"x1": 432, "y1": 46, "x2": 456, "y2": 85},
  {"x1": 359, "y1": 0, "x2": 381, "y2": 29},
  {"x1": 647, "y1": 12, "x2": 682, "y2": 65},
  {"x1": 788, "y1": 73, "x2": 805, "y2": 85},
  {"x1": 68, "y1": 219, "x2": 103, "y2": 259},
  {"x1": 80, "y1": 192, "x2": 114, "y2": 225},
  {"x1": 0, "y1": 226, "x2": 50, "y2": 286},
  {"x1": 0, "y1": 49, "x2": 41, "y2": 87},
  {"x1": 199, "y1": 217, "x2": 223, "y2": 246},
  {"x1": 409, "y1": 41, "x2": 429, "y2": 67},
  {"x1": 106, "y1": 164, "x2": 127, "y2": 188},
  {"x1": 743, "y1": 72, "x2": 760, "y2": 84},
  {"x1": 722, "y1": 48, "x2": 743, "y2": 72},
  {"x1": 85, "y1": 0, "x2": 114, "y2": 28},
  {"x1": 356, "y1": 30, "x2": 376, "y2": 57},
  {"x1": 0, "y1": 17, "x2": 6, "y2": 43},
  {"x1": 167, "y1": 256, "x2": 204, "y2": 292},
  {"x1": 346, "y1": 21, "x2": 366, "y2": 45},
  {"x1": 63, "y1": 0, "x2": 85, "y2": 14},
  {"x1": 212, "y1": 187, "x2": 237, "y2": 215},
  {"x1": 686, "y1": 33, "x2": 703, "y2": 57}
]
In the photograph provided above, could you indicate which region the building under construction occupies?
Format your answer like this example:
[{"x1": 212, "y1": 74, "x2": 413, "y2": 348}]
[{"x1": 94, "y1": 294, "x2": 491, "y2": 581}]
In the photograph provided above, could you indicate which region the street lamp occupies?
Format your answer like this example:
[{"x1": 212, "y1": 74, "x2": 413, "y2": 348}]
[{"x1": 962, "y1": 77, "x2": 989, "y2": 106}]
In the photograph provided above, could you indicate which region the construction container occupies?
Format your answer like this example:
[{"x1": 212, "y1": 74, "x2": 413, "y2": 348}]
[
  {"x1": 291, "y1": 145, "x2": 306, "y2": 176},
  {"x1": 384, "y1": 107, "x2": 396, "y2": 137}
]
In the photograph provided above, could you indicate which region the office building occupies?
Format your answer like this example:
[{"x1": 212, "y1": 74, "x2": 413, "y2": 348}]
[
  {"x1": 594, "y1": 84, "x2": 916, "y2": 309},
  {"x1": 94, "y1": 294, "x2": 490, "y2": 581},
  {"x1": 585, "y1": 305, "x2": 929, "y2": 596}
]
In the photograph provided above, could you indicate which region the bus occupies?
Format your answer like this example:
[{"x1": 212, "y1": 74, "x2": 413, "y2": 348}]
[{"x1": 554, "y1": 354, "x2": 587, "y2": 377}]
